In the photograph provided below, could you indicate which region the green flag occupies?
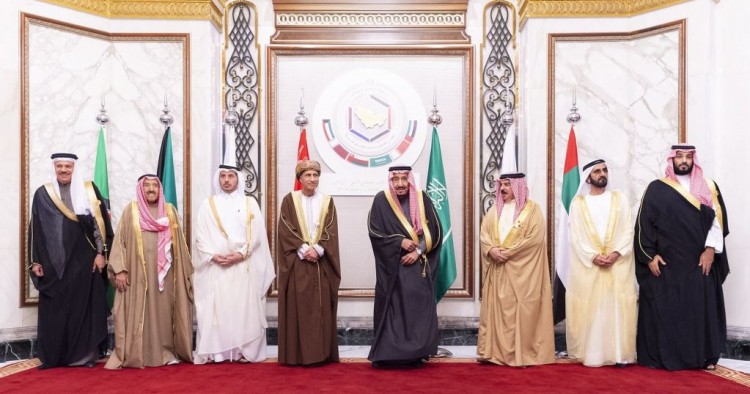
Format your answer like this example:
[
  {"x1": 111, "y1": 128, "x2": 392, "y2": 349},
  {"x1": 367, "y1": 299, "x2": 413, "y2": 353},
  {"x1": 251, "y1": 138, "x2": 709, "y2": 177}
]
[
  {"x1": 553, "y1": 125, "x2": 581, "y2": 323},
  {"x1": 93, "y1": 125, "x2": 115, "y2": 309},
  {"x1": 93, "y1": 126, "x2": 110, "y2": 203},
  {"x1": 157, "y1": 126, "x2": 178, "y2": 209},
  {"x1": 426, "y1": 126, "x2": 457, "y2": 303}
]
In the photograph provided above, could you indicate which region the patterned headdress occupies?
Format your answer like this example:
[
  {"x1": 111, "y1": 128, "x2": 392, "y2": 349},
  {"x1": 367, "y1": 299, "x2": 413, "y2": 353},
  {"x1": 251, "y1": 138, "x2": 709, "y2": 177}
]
[
  {"x1": 295, "y1": 160, "x2": 321, "y2": 179},
  {"x1": 136, "y1": 174, "x2": 173, "y2": 291},
  {"x1": 387, "y1": 165, "x2": 423, "y2": 235},
  {"x1": 495, "y1": 172, "x2": 528, "y2": 221},
  {"x1": 665, "y1": 145, "x2": 712, "y2": 207}
]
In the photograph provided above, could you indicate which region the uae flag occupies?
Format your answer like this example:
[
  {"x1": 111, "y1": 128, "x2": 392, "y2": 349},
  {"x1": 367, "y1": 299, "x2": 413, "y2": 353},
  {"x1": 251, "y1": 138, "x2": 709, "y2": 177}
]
[
  {"x1": 426, "y1": 126, "x2": 456, "y2": 303},
  {"x1": 157, "y1": 126, "x2": 178, "y2": 209},
  {"x1": 553, "y1": 125, "x2": 581, "y2": 323},
  {"x1": 553, "y1": 125, "x2": 581, "y2": 324},
  {"x1": 293, "y1": 128, "x2": 310, "y2": 191}
]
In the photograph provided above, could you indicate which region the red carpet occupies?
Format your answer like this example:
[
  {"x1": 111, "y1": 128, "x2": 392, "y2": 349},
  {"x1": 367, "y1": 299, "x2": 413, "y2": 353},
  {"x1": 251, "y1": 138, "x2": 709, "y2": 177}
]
[{"x1": 1, "y1": 359, "x2": 749, "y2": 393}]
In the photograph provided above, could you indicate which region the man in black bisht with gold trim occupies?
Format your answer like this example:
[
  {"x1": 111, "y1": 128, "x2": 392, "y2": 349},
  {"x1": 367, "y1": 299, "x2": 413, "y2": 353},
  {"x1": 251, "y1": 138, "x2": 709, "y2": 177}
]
[
  {"x1": 635, "y1": 144, "x2": 730, "y2": 371},
  {"x1": 28, "y1": 153, "x2": 112, "y2": 369},
  {"x1": 367, "y1": 165, "x2": 442, "y2": 368}
]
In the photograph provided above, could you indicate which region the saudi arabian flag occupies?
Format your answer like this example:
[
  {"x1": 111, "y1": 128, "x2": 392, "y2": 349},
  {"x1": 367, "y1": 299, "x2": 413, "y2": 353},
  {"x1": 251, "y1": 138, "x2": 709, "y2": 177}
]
[
  {"x1": 157, "y1": 126, "x2": 178, "y2": 209},
  {"x1": 426, "y1": 126, "x2": 457, "y2": 303},
  {"x1": 553, "y1": 125, "x2": 581, "y2": 323}
]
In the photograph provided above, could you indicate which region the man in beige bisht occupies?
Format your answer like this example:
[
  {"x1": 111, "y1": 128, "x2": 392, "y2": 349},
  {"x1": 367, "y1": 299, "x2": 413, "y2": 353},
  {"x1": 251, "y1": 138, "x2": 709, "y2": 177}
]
[
  {"x1": 565, "y1": 159, "x2": 637, "y2": 367},
  {"x1": 193, "y1": 164, "x2": 275, "y2": 363},
  {"x1": 478, "y1": 172, "x2": 555, "y2": 366},
  {"x1": 105, "y1": 174, "x2": 194, "y2": 369}
]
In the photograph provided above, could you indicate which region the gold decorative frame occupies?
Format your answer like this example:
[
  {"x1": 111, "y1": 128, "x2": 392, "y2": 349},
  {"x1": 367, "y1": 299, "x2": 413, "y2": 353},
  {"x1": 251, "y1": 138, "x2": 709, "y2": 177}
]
[
  {"x1": 20, "y1": 13, "x2": 191, "y2": 306},
  {"x1": 266, "y1": 46, "x2": 475, "y2": 298},
  {"x1": 546, "y1": 19, "x2": 686, "y2": 275},
  {"x1": 39, "y1": 0, "x2": 224, "y2": 29},
  {"x1": 519, "y1": 0, "x2": 691, "y2": 27}
]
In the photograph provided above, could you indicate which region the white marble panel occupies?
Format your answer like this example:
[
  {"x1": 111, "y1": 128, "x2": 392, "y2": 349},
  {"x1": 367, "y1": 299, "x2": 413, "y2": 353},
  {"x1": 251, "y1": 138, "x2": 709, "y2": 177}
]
[
  {"x1": 552, "y1": 31, "x2": 681, "y2": 237},
  {"x1": 26, "y1": 21, "x2": 186, "y2": 228}
]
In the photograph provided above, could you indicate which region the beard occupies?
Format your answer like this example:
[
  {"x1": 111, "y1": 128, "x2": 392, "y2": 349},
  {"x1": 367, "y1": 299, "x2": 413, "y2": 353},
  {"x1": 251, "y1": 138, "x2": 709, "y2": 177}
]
[
  {"x1": 587, "y1": 176, "x2": 608, "y2": 188},
  {"x1": 673, "y1": 162, "x2": 693, "y2": 176},
  {"x1": 592, "y1": 177, "x2": 608, "y2": 188}
]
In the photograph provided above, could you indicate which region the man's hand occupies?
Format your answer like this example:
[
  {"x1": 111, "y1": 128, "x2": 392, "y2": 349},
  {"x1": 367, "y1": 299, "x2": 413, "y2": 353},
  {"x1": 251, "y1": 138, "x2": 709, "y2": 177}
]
[
  {"x1": 648, "y1": 255, "x2": 666, "y2": 277},
  {"x1": 213, "y1": 252, "x2": 244, "y2": 266},
  {"x1": 488, "y1": 247, "x2": 509, "y2": 264},
  {"x1": 699, "y1": 247, "x2": 715, "y2": 276},
  {"x1": 401, "y1": 250, "x2": 419, "y2": 265},
  {"x1": 303, "y1": 248, "x2": 320, "y2": 263},
  {"x1": 31, "y1": 263, "x2": 43, "y2": 277},
  {"x1": 401, "y1": 238, "x2": 417, "y2": 252},
  {"x1": 593, "y1": 252, "x2": 620, "y2": 268},
  {"x1": 114, "y1": 272, "x2": 130, "y2": 292},
  {"x1": 92, "y1": 254, "x2": 106, "y2": 273}
]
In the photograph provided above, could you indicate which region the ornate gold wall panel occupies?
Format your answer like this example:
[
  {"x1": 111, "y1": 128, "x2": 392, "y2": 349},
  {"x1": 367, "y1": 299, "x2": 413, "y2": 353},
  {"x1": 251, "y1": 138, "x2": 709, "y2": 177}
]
[
  {"x1": 40, "y1": 0, "x2": 224, "y2": 29},
  {"x1": 519, "y1": 0, "x2": 691, "y2": 27},
  {"x1": 271, "y1": 1, "x2": 470, "y2": 44}
]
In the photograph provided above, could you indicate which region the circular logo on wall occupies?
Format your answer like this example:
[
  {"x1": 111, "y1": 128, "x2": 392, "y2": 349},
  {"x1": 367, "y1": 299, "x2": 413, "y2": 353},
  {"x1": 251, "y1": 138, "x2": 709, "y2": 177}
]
[{"x1": 312, "y1": 68, "x2": 427, "y2": 174}]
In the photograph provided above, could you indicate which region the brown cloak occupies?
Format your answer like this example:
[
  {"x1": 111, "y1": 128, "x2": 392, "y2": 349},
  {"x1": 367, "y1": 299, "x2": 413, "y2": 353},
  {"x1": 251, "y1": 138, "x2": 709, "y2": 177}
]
[
  {"x1": 105, "y1": 202, "x2": 194, "y2": 369},
  {"x1": 277, "y1": 192, "x2": 341, "y2": 365}
]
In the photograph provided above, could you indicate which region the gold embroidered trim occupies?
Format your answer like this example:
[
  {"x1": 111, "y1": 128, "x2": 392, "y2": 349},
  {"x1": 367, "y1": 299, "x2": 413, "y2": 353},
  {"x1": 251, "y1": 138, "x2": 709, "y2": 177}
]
[
  {"x1": 660, "y1": 178, "x2": 700, "y2": 210},
  {"x1": 43, "y1": 183, "x2": 78, "y2": 222},
  {"x1": 85, "y1": 181, "x2": 107, "y2": 242},
  {"x1": 500, "y1": 203, "x2": 533, "y2": 249},
  {"x1": 208, "y1": 196, "x2": 229, "y2": 239}
]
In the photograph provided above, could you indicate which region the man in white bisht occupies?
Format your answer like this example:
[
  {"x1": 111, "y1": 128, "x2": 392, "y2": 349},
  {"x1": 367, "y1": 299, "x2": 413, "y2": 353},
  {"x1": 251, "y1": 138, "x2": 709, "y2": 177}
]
[
  {"x1": 193, "y1": 164, "x2": 275, "y2": 363},
  {"x1": 565, "y1": 159, "x2": 637, "y2": 367}
]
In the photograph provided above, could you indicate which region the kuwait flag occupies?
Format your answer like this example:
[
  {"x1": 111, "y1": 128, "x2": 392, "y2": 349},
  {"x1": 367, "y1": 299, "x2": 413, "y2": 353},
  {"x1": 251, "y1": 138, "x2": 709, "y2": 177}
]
[
  {"x1": 553, "y1": 125, "x2": 580, "y2": 323},
  {"x1": 426, "y1": 125, "x2": 457, "y2": 303},
  {"x1": 157, "y1": 126, "x2": 178, "y2": 209},
  {"x1": 293, "y1": 128, "x2": 310, "y2": 191},
  {"x1": 93, "y1": 125, "x2": 110, "y2": 208},
  {"x1": 93, "y1": 125, "x2": 115, "y2": 309}
]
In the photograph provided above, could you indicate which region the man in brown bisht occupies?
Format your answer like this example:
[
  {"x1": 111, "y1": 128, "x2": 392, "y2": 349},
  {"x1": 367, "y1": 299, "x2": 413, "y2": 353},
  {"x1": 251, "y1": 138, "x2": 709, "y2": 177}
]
[
  {"x1": 277, "y1": 160, "x2": 341, "y2": 366},
  {"x1": 478, "y1": 172, "x2": 555, "y2": 366},
  {"x1": 105, "y1": 174, "x2": 194, "y2": 369}
]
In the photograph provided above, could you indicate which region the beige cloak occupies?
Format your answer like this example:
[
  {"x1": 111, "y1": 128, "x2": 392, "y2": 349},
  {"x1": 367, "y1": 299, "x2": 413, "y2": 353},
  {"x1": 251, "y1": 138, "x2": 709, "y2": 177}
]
[
  {"x1": 565, "y1": 190, "x2": 637, "y2": 366},
  {"x1": 478, "y1": 200, "x2": 555, "y2": 366},
  {"x1": 105, "y1": 202, "x2": 193, "y2": 369}
]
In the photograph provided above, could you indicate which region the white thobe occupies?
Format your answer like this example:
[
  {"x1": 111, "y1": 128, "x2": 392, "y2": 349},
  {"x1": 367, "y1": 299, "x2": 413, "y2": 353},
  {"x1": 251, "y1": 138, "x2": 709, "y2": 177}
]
[{"x1": 192, "y1": 193, "x2": 276, "y2": 363}]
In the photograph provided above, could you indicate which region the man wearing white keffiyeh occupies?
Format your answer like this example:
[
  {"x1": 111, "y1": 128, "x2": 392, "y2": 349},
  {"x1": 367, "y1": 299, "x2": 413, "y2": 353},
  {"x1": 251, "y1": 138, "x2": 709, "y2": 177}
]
[
  {"x1": 106, "y1": 175, "x2": 194, "y2": 369},
  {"x1": 193, "y1": 165, "x2": 275, "y2": 364}
]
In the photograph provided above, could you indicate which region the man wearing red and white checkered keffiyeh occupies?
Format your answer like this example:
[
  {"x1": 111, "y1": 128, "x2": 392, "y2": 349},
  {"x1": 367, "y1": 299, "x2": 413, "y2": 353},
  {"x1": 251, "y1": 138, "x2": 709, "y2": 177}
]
[{"x1": 634, "y1": 144, "x2": 730, "y2": 371}]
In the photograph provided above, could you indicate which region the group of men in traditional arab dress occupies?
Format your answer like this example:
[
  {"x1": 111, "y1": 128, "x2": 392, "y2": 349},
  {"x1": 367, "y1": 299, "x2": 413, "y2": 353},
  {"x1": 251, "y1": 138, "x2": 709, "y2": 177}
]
[{"x1": 28, "y1": 143, "x2": 729, "y2": 372}]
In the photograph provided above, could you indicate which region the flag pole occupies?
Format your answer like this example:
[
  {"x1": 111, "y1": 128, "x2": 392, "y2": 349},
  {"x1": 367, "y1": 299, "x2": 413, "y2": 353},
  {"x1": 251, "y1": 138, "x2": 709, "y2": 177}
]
[
  {"x1": 293, "y1": 89, "x2": 309, "y2": 191},
  {"x1": 223, "y1": 93, "x2": 240, "y2": 167},
  {"x1": 157, "y1": 90, "x2": 178, "y2": 209},
  {"x1": 426, "y1": 87, "x2": 456, "y2": 358},
  {"x1": 552, "y1": 84, "x2": 583, "y2": 333}
]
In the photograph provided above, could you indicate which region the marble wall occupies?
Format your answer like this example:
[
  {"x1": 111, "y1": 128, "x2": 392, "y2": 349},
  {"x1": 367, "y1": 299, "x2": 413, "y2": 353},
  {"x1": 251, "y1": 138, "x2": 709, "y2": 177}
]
[
  {"x1": 521, "y1": 0, "x2": 749, "y2": 327},
  {"x1": 0, "y1": 0, "x2": 221, "y2": 331},
  {"x1": 1, "y1": 0, "x2": 747, "y2": 339}
]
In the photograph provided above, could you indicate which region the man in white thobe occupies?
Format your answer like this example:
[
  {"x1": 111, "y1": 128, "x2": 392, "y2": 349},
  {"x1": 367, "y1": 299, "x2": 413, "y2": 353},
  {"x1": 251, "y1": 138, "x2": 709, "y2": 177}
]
[
  {"x1": 192, "y1": 164, "x2": 275, "y2": 363},
  {"x1": 565, "y1": 159, "x2": 637, "y2": 367}
]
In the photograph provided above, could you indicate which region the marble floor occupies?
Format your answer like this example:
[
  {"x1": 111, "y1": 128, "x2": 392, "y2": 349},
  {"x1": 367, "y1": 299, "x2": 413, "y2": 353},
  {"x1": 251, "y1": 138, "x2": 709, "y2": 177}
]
[{"x1": 2, "y1": 346, "x2": 749, "y2": 374}]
